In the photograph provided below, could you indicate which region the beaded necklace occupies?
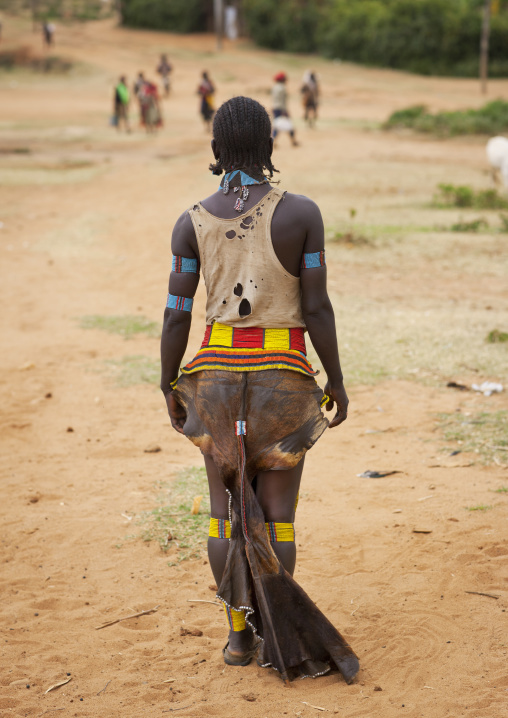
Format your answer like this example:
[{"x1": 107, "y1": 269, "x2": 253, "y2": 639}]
[{"x1": 219, "y1": 169, "x2": 270, "y2": 213}]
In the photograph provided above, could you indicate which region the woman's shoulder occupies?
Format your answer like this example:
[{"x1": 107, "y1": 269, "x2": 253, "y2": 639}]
[{"x1": 276, "y1": 191, "x2": 322, "y2": 220}]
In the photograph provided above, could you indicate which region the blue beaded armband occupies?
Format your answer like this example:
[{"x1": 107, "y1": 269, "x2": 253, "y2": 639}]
[
  {"x1": 172, "y1": 255, "x2": 199, "y2": 274},
  {"x1": 301, "y1": 250, "x2": 326, "y2": 269},
  {"x1": 166, "y1": 294, "x2": 194, "y2": 312}
]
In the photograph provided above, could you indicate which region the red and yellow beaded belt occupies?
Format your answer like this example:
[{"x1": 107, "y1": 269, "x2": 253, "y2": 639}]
[{"x1": 181, "y1": 322, "x2": 317, "y2": 377}]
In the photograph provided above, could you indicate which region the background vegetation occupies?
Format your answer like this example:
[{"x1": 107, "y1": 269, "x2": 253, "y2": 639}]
[
  {"x1": 384, "y1": 100, "x2": 508, "y2": 136},
  {"x1": 245, "y1": 0, "x2": 508, "y2": 77}
]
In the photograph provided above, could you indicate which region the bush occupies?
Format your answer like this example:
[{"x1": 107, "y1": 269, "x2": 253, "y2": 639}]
[
  {"x1": 121, "y1": 0, "x2": 207, "y2": 33},
  {"x1": 486, "y1": 329, "x2": 508, "y2": 343},
  {"x1": 243, "y1": 0, "x2": 324, "y2": 53},
  {"x1": 450, "y1": 218, "x2": 488, "y2": 232},
  {"x1": 385, "y1": 100, "x2": 508, "y2": 136}
]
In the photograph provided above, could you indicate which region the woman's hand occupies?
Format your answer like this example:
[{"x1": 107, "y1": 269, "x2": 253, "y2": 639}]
[
  {"x1": 166, "y1": 392, "x2": 187, "y2": 434},
  {"x1": 324, "y1": 380, "x2": 349, "y2": 428}
]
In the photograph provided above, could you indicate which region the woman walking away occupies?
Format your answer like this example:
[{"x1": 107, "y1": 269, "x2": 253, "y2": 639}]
[
  {"x1": 271, "y1": 72, "x2": 298, "y2": 146},
  {"x1": 157, "y1": 54, "x2": 172, "y2": 97},
  {"x1": 139, "y1": 80, "x2": 162, "y2": 133},
  {"x1": 113, "y1": 76, "x2": 131, "y2": 133},
  {"x1": 198, "y1": 71, "x2": 215, "y2": 131},
  {"x1": 301, "y1": 71, "x2": 319, "y2": 128},
  {"x1": 160, "y1": 96, "x2": 359, "y2": 684}
]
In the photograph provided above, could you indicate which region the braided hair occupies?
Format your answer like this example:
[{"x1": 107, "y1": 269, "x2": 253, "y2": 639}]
[{"x1": 209, "y1": 96, "x2": 278, "y2": 179}]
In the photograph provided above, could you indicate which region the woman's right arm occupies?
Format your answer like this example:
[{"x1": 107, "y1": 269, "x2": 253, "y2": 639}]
[
  {"x1": 299, "y1": 200, "x2": 348, "y2": 428},
  {"x1": 160, "y1": 212, "x2": 200, "y2": 432}
]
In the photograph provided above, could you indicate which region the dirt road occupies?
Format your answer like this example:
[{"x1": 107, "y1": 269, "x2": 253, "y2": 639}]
[{"x1": 1, "y1": 16, "x2": 507, "y2": 718}]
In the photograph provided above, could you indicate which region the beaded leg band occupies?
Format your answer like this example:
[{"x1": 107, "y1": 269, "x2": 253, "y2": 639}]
[{"x1": 209, "y1": 517, "x2": 296, "y2": 631}]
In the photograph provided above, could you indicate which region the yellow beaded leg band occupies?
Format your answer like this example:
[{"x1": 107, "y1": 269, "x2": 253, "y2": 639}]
[
  {"x1": 223, "y1": 604, "x2": 246, "y2": 632},
  {"x1": 209, "y1": 518, "x2": 231, "y2": 539},
  {"x1": 265, "y1": 522, "x2": 295, "y2": 542}
]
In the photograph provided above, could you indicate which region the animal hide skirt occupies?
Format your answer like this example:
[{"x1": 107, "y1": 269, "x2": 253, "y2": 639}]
[{"x1": 173, "y1": 369, "x2": 360, "y2": 683}]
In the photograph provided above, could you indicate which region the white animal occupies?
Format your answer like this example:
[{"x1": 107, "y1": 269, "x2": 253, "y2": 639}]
[{"x1": 486, "y1": 135, "x2": 508, "y2": 185}]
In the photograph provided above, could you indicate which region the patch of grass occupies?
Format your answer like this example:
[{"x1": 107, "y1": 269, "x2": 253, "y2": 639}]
[
  {"x1": 494, "y1": 486, "x2": 508, "y2": 493},
  {"x1": 434, "y1": 184, "x2": 508, "y2": 210},
  {"x1": 437, "y1": 411, "x2": 508, "y2": 465},
  {"x1": 384, "y1": 100, "x2": 508, "y2": 137},
  {"x1": 450, "y1": 218, "x2": 488, "y2": 233},
  {"x1": 465, "y1": 504, "x2": 493, "y2": 512},
  {"x1": 486, "y1": 329, "x2": 508, "y2": 343},
  {"x1": 499, "y1": 213, "x2": 508, "y2": 232},
  {"x1": 79, "y1": 314, "x2": 159, "y2": 339},
  {"x1": 104, "y1": 355, "x2": 159, "y2": 387},
  {"x1": 136, "y1": 467, "x2": 210, "y2": 562}
]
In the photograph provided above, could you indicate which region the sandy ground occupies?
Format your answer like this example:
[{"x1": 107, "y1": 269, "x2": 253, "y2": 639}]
[{"x1": 1, "y1": 15, "x2": 508, "y2": 718}]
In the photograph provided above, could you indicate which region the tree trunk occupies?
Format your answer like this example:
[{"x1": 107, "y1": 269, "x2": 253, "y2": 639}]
[{"x1": 480, "y1": 0, "x2": 491, "y2": 95}]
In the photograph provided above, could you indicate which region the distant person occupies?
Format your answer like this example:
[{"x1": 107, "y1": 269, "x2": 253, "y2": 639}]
[
  {"x1": 134, "y1": 72, "x2": 147, "y2": 125},
  {"x1": 113, "y1": 76, "x2": 131, "y2": 133},
  {"x1": 140, "y1": 80, "x2": 162, "y2": 133},
  {"x1": 198, "y1": 71, "x2": 215, "y2": 131},
  {"x1": 301, "y1": 71, "x2": 319, "y2": 127},
  {"x1": 134, "y1": 71, "x2": 146, "y2": 99},
  {"x1": 157, "y1": 54, "x2": 172, "y2": 97},
  {"x1": 43, "y1": 21, "x2": 55, "y2": 47},
  {"x1": 271, "y1": 72, "x2": 298, "y2": 147}
]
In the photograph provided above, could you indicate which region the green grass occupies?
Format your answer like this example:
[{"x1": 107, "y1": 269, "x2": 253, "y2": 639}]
[
  {"x1": 493, "y1": 486, "x2": 508, "y2": 494},
  {"x1": 450, "y1": 218, "x2": 489, "y2": 233},
  {"x1": 465, "y1": 504, "x2": 493, "y2": 512},
  {"x1": 437, "y1": 411, "x2": 508, "y2": 465},
  {"x1": 486, "y1": 329, "x2": 508, "y2": 344},
  {"x1": 384, "y1": 100, "x2": 508, "y2": 137},
  {"x1": 79, "y1": 314, "x2": 160, "y2": 339},
  {"x1": 433, "y1": 184, "x2": 508, "y2": 210},
  {"x1": 104, "y1": 355, "x2": 159, "y2": 387},
  {"x1": 135, "y1": 467, "x2": 210, "y2": 562}
]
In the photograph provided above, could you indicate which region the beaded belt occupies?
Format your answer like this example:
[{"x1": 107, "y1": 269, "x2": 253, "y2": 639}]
[{"x1": 180, "y1": 322, "x2": 317, "y2": 377}]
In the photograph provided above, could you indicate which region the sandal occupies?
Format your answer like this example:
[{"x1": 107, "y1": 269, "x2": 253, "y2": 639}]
[{"x1": 223, "y1": 640, "x2": 260, "y2": 667}]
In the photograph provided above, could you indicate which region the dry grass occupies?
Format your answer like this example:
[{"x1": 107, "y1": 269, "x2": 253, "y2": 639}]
[{"x1": 133, "y1": 467, "x2": 210, "y2": 563}]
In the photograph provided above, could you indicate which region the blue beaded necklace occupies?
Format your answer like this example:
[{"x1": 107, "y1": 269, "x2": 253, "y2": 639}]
[{"x1": 219, "y1": 169, "x2": 269, "y2": 213}]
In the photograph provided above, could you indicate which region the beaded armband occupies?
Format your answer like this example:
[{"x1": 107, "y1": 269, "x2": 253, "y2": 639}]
[
  {"x1": 172, "y1": 255, "x2": 199, "y2": 274},
  {"x1": 301, "y1": 250, "x2": 326, "y2": 269},
  {"x1": 166, "y1": 294, "x2": 194, "y2": 312}
]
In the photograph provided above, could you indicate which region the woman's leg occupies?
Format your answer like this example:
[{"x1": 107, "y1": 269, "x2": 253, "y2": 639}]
[
  {"x1": 203, "y1": 454, "x2": 230, "y2": 587},
  {"x1": 204, "y1": 454, "x2": 254, "y2": 655},
  {"x1": 255, "y1": 458, "x2": 305, "y2": 577}
]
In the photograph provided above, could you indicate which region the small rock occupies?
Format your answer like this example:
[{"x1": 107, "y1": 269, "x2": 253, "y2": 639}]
[
  {"x1": 66, "y1": 427, "x2": 74, "y2": 433},
  {"x1": 208, "y1": 584, "x2": 218, "y2": 592},
  {"x1": 180, "y1": 627, "x2": 203, "y2": 637},
  {"x1": 242, "y1": 693, "x2": 256, "y2": 702},
  {"x1": 45, "y1": 392, "x2": 52, "y2": 399},
  {"x1": 144, "y1": 444, "x2": 161, "y2": 453},
  {"x1": 374, "y1": 685, "x2": 382, "y2": 691}
]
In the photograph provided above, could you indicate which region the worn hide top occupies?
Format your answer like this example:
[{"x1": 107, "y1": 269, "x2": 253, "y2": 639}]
[{"x1": 188, "y1": 188, "x2": 305, "y2": 329}]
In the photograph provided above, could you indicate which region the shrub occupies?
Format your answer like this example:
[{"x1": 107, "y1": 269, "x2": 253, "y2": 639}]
[
  {"x1": 434, "y1": 183, "x2": 508, "y2": 209},
  {"x1": 121, "y1": 0, "x2": 207, "y2": 33},
  {"x1": 243, "y1": 0, "x2": 324, "y2": 53},
  {"x1": 486, "y1": 329, "x2": 508, "y2": 343},
  {"x1": 450, "y1": 218, "x2": 488, "y2": 232},
  {"x1": 385, "y1": 100, "x2": 508, "y2": 136}
]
